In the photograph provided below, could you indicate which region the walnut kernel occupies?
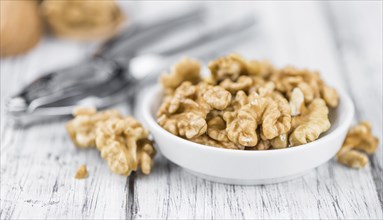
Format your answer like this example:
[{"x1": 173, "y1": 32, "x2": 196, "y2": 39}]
[{"x1": 336, "y1": 122, "x2": 379, "y2": 168}]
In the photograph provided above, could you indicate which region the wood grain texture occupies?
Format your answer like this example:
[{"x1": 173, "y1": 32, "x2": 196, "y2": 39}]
[
  {"x1": 324, "y1": 2, "x2": 383, "y2": 208},
  {"x1": 1, "y1": 2, "x2": 382, "y2": 219}
]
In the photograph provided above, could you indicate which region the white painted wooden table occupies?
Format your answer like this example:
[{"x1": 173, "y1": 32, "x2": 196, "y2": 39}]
[{"x1": 1, "y1": 2, "x2": 382, "y2": 219}]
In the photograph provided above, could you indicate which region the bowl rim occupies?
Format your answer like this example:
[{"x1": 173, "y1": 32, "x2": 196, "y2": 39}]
[{"x1": 142, "y1": 85, "x2": 354, "y2": 155}]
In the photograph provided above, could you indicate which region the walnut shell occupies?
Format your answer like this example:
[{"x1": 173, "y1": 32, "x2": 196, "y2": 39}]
[{"x1": 0, "y1": 0, "x2": 42, "y2": 57}]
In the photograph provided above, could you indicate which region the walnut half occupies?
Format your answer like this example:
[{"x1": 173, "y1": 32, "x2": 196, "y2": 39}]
[
  {"x1": 95, "y1": 116, "x2": 156, "y2": 176},
  {"x1": 289, "y1": 99, "x2": 330, "y2": 146},
  {"x1": 41, "y1": 0, "x2": 124, "y2": 40},
  {"x1": 66, "y1": 106, "x2": 121, "y2": 148},
  {"x1": 336, "y1": 122, "x2": 379, "y2": 168}
]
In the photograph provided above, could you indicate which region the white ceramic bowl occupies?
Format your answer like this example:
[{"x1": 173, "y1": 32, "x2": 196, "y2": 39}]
[{"x1": 139, "y1": 85, "x2": 354, "y2": 185}]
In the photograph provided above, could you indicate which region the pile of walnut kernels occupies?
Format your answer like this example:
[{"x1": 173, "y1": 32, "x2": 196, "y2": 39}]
[
  {"x1": 66, "y1": 107, "x2": 155, "y2": 176},
  {"x1": 157, "y1": 54, "x2": 378, "y2": 168}
]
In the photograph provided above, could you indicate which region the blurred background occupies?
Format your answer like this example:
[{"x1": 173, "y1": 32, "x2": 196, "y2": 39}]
[
  {"x1": 1, "y1": 1, "x2": 381, "y2": 111},
  {"x1": 1, "y1": 1, "x2": 381, "y2": 123}
]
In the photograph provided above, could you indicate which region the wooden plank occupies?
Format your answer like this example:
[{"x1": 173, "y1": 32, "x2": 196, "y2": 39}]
[
  {"x1": 323, "y1": 1, "x2": 383, "y2": 207},
  {"x1": 0, "y1": 122, "x2": 130, "y2": 219}
]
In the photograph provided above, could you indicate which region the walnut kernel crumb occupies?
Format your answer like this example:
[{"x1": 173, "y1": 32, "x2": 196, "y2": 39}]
[{"x1": 75, "y1": 165, "x2": 88, "y2": 179}]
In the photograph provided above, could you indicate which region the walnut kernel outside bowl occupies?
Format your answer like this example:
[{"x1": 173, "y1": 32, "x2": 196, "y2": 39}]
[{"x1": 139, "y1": 85, "x2": 354, "y2": 185}]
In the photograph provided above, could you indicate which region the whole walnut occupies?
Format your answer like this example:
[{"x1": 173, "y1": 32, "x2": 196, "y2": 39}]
[
  {"x1": 41, "y1": 0, "x2": 124, "y2": 40},
  {"x1": 0, "y1": 0, "x2": 42, "y2": 57}
]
